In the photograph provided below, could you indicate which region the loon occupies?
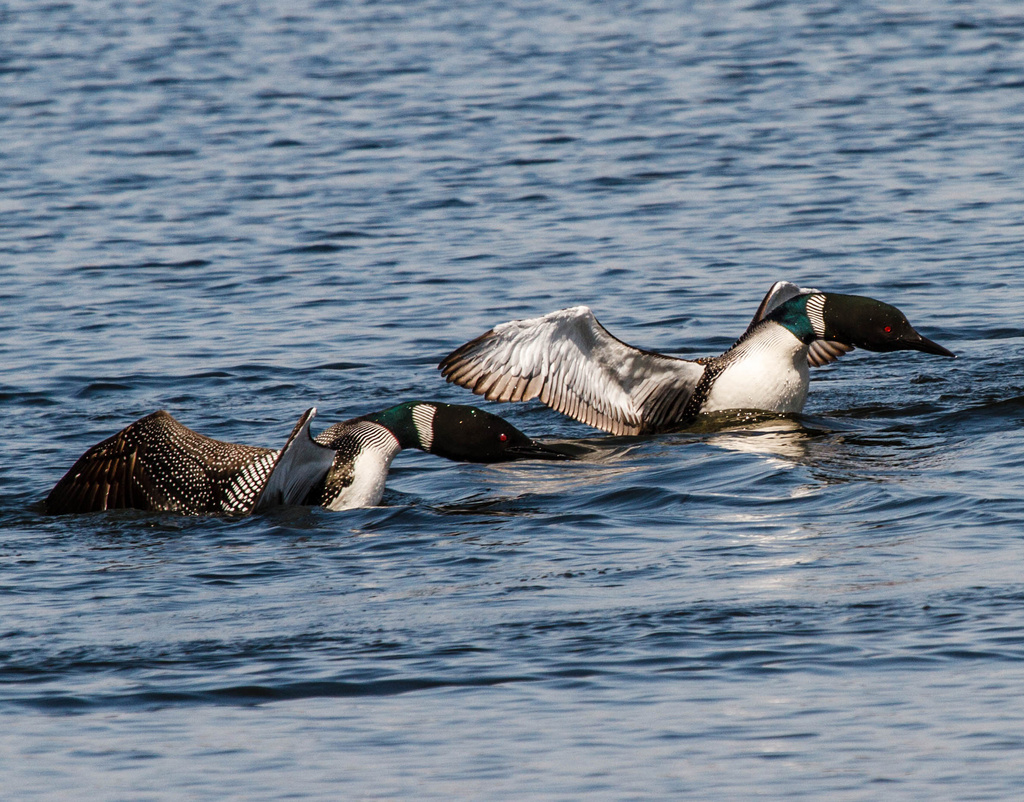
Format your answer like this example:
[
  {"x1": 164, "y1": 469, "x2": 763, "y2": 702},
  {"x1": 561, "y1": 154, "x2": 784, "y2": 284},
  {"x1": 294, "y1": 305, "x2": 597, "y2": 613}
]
[
  {"x1": 439, "y1": 281, "x2": 956, "y2": 436},
  {"x1": 45, "y1": 402, "x2": 568, "y2": 515},
  {"x1": 308, "y1": 401, "x2": 569, "y2": 510}
]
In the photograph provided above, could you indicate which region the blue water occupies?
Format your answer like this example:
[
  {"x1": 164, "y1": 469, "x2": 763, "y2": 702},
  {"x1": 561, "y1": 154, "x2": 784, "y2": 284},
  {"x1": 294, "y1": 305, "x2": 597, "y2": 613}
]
[{"x1": 4, "y1": 0, "x2": 1024, "y2": 797}]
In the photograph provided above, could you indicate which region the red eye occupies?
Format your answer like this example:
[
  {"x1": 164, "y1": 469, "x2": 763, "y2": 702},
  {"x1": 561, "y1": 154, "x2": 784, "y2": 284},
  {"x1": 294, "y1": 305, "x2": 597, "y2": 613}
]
[
  {"x1": 499, "y1": 433, "x2": 508, "y2": 442},
  {"x1": 884, "y1": 325, "x2": 892, "y2": 333}
]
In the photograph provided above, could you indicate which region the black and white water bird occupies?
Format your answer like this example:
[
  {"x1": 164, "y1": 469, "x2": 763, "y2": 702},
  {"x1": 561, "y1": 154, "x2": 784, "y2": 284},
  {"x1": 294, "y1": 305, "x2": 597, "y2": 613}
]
[
  {"x1": 308, "y1": 401, "x2": 569, "y2": 511},
  {"x1": 45, "y1": 402, "x2": 568, "y2": 515},
  {"x1": 439, "y1": 281, "x2": 955, "y2": 436}
]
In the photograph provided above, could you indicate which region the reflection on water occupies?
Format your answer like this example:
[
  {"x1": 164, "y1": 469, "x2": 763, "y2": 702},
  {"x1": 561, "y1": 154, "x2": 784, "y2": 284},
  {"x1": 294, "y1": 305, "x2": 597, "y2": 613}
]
[{"x1": 707, "y1": 415, "x2": 815, "y2": 462}]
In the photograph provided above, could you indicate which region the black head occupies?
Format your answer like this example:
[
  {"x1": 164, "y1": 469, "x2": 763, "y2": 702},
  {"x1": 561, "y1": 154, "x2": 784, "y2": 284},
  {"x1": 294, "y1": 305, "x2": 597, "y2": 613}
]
[
  {"x1": 416, "y1": 403, "x2": 573, "y2": 463},
  {"x1": 817, "y1": 294, "x2": 955, "y2": 357}
]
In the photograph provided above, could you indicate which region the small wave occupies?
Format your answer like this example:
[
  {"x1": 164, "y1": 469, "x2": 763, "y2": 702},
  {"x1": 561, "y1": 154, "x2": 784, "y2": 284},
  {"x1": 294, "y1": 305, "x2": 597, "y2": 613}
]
[
  {"x1": 75, "y1": 382, "x2": 134, "y2": 398},
  {"x1": 930, "y1": 395, "x2": 1024, "y2": 434},
  {"x1": 6, "y1": 675, "x2": 535, "y2": 713}
]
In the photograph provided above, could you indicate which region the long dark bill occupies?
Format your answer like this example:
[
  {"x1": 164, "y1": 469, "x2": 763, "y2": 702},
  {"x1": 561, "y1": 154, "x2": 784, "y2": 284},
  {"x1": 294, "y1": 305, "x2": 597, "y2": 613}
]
[
  {"x1": 906, "y1": 329, "x2": 956, "y2": 358},
  {"x1": 506, "y1": 441, "x2": 578, "y2": 461}
]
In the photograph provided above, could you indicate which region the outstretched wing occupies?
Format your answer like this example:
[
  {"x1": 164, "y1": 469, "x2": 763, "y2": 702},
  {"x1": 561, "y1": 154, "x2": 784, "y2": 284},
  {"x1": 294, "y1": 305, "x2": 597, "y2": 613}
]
[
  {"x1": 744, "y1": 281, "x2": 854, "y2": 367},
  {"x1": 439, "y1": 306, "x2": 705, "y2": 435},
  {"x1": 44, "y1": 410, "x2": 273, "y2": 515},
  {"x1": 250, "y1": 408, "x2": 338, "y2": 512}
]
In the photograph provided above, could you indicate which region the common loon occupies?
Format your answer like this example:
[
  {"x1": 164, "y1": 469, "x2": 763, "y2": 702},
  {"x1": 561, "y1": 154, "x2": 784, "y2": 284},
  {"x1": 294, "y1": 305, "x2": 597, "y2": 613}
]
[
  {"x1": 45, "y1": 402, "x2": 568, "y2": 515},
  {"x1": 439, "y1": 281, "x2": 955, "y2": 436},
  {"x1": 309, "y1": 401, "x2": 569, "y2": 511}
]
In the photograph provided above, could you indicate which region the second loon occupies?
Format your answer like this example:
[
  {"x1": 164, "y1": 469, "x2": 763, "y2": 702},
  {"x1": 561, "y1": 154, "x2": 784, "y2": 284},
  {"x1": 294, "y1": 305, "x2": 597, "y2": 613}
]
[
  {"x1": 439, "y1": 281, "x2": 956, "y2": 435},
  {"x1": 45, "y1": 402, "x2": 569, "y2": 516}
]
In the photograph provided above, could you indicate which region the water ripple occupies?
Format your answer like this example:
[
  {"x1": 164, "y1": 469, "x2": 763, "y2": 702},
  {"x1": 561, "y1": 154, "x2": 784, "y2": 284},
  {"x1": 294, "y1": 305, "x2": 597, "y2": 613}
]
[{"x1": 3, "y1": 0, "x2": 1024, "y2": 797}]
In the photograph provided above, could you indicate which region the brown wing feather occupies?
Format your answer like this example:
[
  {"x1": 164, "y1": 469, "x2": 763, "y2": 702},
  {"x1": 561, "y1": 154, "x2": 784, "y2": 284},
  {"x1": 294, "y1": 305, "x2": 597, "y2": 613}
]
[
  {"x1": 45, "y1": 411, "x2": 273, "y2": 515},
  {"x1": 46, "y1": 415, "x2": 168, "y2": 514}
]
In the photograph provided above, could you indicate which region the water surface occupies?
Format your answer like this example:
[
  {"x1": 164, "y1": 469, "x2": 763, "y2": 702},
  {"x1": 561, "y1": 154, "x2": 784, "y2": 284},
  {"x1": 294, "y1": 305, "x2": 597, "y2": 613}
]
[{"x1": 3, "y1": 0, "x2": 1024, "y2": 798}]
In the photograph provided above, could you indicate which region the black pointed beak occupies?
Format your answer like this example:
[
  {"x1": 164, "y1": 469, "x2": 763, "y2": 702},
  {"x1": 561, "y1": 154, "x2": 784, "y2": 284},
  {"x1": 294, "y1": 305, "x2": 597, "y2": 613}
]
[
  {"x1": 506, "y1": 440, "x2": 578, "y2": 461},
  {"x1": 906, "y1": 329, "x2": 956, "y2": 358}
]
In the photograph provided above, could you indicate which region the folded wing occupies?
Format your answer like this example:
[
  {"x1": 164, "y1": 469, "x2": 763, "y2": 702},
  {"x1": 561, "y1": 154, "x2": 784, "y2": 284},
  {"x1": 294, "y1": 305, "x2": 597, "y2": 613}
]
[{"x1": 439, "y1": 306, "x2": 705, "y2": 435}]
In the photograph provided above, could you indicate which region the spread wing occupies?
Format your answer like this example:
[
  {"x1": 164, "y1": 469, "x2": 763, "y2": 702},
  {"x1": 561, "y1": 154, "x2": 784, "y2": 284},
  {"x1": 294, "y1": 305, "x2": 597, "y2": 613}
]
[
  {"x1": 745, "y1": 280, "x2": 854, "y2": 367},
  {"x1": 45, "y1": 409, "x2": 338, "y2": 516},
  {"x1": 439, "y1": 306, "x2": 705, "y2": 435},
  {"x1": 250, "y1": 408, "x2": 337, "y2": 512},
  {"x1": 748, "y1": 280, "x2": 818, "y2": 324},
  {"x1": 44, "y1": 410, "x2": 274, "y2": 515}
]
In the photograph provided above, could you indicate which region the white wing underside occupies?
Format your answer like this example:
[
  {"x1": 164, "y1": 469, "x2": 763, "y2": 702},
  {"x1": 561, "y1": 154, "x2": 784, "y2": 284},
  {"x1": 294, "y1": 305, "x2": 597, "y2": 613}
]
[
  {"x1": 440, "y1": 306, "x2": 705, "y2": 435},
  {"x1": 439, "y1": 282, "x2": 855, "y2": 435},
  {"x1": 251, "y1": 408, "x2": 338, "y2": 512}
]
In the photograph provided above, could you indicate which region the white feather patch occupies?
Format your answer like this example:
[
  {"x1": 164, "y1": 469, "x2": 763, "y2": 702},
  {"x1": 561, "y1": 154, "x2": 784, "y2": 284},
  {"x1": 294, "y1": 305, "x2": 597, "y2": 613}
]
[
  {"x1": 323, "y1": 422, "x2": 402, "y2": 511},
  {"x1": 704, "y1": 323, "x2": 810, "y2": 413},
  {"x1": 805, "y1": 294, "x2": 827, "y2": 339},
  {"x1": 411, "y1": 404, "x2": 436, "y2": 451}
]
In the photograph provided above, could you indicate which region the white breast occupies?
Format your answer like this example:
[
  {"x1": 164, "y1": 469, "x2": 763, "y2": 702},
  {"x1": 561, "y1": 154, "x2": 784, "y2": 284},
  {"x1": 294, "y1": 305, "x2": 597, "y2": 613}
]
[
  {"x1": 702, "y1": 324, "x2": 810, "y2": 414},
  {"x1": 323, "y1": 445, "x2": 400, "y2": 512}
]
